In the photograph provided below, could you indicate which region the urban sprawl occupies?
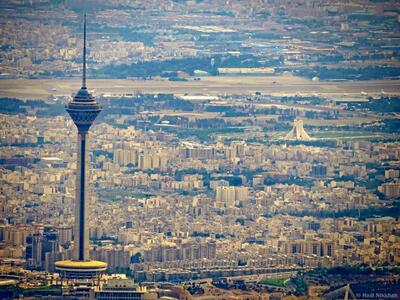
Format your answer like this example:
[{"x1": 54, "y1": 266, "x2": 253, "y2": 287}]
[{"x1": 0, "y1": 0, "x2": 399, "y2": 299}]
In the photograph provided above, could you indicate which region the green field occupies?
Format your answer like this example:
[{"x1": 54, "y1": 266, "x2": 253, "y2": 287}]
[{"x1": 258, "y1": 277, "x2": 288, "y2": 287}]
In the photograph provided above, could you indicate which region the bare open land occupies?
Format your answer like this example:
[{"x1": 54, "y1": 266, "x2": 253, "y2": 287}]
[{"x1": 0, "y1": 75, "x2": 399, "y2": 100}]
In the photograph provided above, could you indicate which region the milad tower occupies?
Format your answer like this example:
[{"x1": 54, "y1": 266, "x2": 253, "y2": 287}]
[{"x1": 55, "y1": 14, "x2": 107, "y2": 282}]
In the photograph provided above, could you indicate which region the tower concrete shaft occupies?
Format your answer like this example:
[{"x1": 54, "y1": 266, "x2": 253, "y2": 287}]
[{"x1": 74, "y1": 131, "x2": 90, "y2": 261}]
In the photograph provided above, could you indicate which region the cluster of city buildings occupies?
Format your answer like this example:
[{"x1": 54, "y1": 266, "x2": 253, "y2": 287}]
[
  {"x1": 1, "y1": 109, "x2": 399, "y2": 281},
  {"x1": 1, "y1": 0, "x2": 399, "y2": 79},
  {"x1": 0, "y1": 1, "x2": 399, "y2": 298}
]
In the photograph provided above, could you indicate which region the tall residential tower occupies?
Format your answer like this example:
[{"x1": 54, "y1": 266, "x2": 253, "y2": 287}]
[{"x1": 55, "y1": 14, "x2": 106, "y2": 281}]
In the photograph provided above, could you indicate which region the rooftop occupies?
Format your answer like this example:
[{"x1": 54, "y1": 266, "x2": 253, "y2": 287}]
[{"x1": 55, "y1": 260, "x2": 107, "y2": 270}]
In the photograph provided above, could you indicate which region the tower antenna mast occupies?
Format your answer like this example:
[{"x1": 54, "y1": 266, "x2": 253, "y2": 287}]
[{"x1": 82, "y1": 13, "x2": 87, "y2": 89}]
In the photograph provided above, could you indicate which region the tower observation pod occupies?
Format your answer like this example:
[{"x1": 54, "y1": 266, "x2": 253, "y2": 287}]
[{"x1": 55, "y1": 14, "x2": 107, "y2": 283}]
